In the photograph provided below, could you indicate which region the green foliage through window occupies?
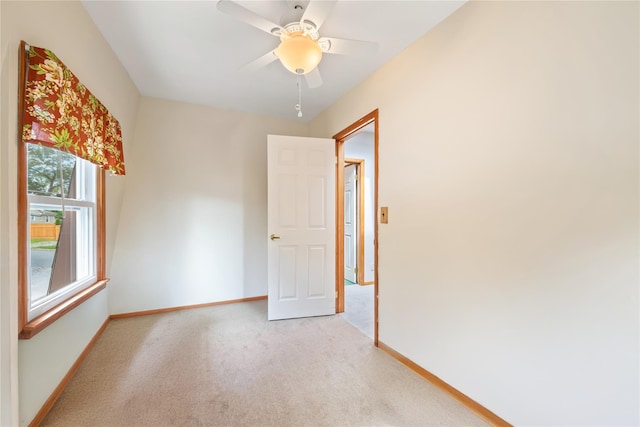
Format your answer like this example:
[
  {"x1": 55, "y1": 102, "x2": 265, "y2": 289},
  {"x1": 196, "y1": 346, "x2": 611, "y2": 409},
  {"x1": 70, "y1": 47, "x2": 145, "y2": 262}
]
[{"x1": 27, "y1": 144, "x2": 76, "y2": 197}]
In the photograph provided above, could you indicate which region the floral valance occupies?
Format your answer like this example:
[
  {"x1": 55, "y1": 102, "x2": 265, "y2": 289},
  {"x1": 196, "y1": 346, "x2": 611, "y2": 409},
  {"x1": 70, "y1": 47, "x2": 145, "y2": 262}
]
[{"x1": 21, "y1": 41, "x2": 125, "y2": 175}]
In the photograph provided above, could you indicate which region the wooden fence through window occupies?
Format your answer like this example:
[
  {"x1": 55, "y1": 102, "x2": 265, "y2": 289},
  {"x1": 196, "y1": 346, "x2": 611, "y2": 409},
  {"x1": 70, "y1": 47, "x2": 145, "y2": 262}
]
[{"x1": 30, "y1": 224, "x2": 60, "y2": 240}]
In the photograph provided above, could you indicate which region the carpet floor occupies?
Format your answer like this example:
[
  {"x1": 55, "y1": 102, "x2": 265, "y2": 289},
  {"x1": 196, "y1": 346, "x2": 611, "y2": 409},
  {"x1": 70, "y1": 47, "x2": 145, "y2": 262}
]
[
  {"x1": 340, "y1": 284, "x2": 375, "y2": 339},
  {"x1": 42, "y1": 300, "x2": 488, "y2": 427}
]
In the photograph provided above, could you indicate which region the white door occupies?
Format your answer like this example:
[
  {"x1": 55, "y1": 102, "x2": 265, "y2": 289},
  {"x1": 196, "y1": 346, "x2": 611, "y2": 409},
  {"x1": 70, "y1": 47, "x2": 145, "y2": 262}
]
[
  {"x1": 267, "y1": 134, "x2": 336, "y2": 320},
  {"x1": 344, "y1": 164, "x2": 357, "y2": 283}
]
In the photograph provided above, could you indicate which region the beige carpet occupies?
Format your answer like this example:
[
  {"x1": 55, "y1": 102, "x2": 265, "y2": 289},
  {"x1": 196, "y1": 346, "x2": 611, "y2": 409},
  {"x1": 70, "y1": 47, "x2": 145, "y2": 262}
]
[
  {"x1": 42, "y1": 300, "x2": 487, "y2": 426},
  {"x1": 340, "y1": 284, "x2": 374, "y2": 339}
]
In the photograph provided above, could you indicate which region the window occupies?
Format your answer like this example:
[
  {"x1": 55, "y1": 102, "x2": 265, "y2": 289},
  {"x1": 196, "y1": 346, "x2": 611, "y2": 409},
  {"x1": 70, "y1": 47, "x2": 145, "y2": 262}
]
[
  {"x1": 26, "y1": 145, "x2": 98, "y2": 320},
  {"x1": 18, "y1": 143, "x2": 106, "y2": 338}
]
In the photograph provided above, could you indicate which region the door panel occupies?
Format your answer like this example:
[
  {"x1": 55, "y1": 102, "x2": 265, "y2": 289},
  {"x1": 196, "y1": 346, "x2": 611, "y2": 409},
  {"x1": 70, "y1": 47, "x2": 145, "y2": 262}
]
[
  {"x1": 278, "y1": 177, "x2": 297, "y2": 228},
  {"x1": 344, "y1": 164, "x2": 357, "y2": 283},
  {"x1": 268, "y1": 135, "x2": 336, "y2": 320},
  {"x1": 278, "y1": 246, "x2": 298, "y2": 300},
  {"x1": 308, "y1": 176, "x2": 327, "y2": 228},
  {"x1": 307, "y1": 245, "x2": 326, "y2": 298}
]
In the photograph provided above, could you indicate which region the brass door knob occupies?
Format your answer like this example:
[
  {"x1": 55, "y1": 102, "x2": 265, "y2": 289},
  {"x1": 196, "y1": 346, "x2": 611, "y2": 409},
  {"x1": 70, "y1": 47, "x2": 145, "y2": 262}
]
[{"x1": 270, "y1": 234, "x2": 281, "y2": 241}]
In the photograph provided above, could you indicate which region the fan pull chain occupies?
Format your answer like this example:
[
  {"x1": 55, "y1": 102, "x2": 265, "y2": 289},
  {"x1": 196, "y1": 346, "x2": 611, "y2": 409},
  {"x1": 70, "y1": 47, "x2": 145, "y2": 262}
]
[{"x1": 296, "y1": 70, "x2": 303, "y2": 118}]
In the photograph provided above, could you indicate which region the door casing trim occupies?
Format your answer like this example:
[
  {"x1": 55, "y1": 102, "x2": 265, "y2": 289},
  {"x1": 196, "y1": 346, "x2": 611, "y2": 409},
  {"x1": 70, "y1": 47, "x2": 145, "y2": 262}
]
[{"x1": 334, "y1": 109, "x2": 379, "y2": 345}]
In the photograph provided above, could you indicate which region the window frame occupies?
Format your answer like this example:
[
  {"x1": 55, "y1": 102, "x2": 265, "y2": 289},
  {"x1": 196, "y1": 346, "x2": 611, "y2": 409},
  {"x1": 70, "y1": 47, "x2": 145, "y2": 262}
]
[
  {"x1": 26, "y1": 148, "x2": 98, "y2": 320},
  {"x1": 18, "y1": 142, "x2": 107, "y2": 339}
]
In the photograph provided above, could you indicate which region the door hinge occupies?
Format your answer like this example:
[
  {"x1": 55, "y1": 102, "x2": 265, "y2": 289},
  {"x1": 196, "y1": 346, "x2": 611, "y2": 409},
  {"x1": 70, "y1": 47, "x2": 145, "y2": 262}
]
[
  {"x1": 335, "y1": 290, "x2": 338, "y2": 298},
  {"x1": 354, "y1": 267, "x2": 358, "y2": 274}
]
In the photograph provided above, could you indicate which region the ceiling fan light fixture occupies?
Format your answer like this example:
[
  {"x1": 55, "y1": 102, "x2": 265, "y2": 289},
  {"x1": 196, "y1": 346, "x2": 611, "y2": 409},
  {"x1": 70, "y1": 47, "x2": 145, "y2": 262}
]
[{"x1": 275, "y1": 32, "x2": 322, "y2": 75}]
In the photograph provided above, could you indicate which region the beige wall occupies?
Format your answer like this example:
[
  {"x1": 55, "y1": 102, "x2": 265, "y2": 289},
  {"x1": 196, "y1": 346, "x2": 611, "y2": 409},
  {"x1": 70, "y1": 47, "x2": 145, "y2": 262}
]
[
  {"x1": 0, "y1": 1, "x2": 140, "y2": 425},
  {"x1": 108, "y1": 97, "x2": 308, "y2": 314},
  {"x1": 310, "y1": 1, "x2": 639, "y2": 425}
]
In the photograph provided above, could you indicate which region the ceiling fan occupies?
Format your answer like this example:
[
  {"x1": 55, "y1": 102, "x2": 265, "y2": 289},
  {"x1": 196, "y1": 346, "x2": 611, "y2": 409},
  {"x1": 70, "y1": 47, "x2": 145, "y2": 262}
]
[{"x1": 217, "y1": 0, "x2": 377, "y2": 117}]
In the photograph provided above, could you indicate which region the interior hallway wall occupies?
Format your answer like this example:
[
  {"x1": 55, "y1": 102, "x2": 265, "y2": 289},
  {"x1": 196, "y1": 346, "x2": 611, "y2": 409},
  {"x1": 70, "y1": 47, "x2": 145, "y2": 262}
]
[
  {"x1": 309, "y1": 1, "x2": 639, "y2": 425},
  {"x1": 108, "y1": 97, "x2": 308, "y2": 314},
  {"x1": 0, "y1": 1, "x2": 140, "y2": 425}
]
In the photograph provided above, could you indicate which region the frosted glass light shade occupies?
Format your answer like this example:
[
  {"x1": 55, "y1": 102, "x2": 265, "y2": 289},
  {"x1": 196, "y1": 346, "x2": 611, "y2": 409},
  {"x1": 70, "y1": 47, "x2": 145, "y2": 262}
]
[{"x1": 275, "y1": 33, "x2": 322, "y2": 75}]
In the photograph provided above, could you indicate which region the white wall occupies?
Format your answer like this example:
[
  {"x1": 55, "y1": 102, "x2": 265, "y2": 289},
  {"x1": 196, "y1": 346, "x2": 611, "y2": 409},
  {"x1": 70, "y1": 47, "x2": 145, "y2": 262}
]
[
  {"x1": 310, "y1": 1, "x2": 639, "y2": 425},
  {"x1": 344, "y1": 132, "x2": 376, "y2": 283},
  {"x1": 108, "y1": 97, "x2": 308, "y2": 314},
  {"x1": 0, "y1": 1, "x2": 140, "y2": 425}
]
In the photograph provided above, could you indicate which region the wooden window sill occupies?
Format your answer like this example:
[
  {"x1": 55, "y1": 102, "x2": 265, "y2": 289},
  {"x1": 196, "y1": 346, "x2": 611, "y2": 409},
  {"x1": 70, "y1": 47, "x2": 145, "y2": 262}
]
[{"x1": 19, "y1": 279, "x2": 109, "y2": 340}]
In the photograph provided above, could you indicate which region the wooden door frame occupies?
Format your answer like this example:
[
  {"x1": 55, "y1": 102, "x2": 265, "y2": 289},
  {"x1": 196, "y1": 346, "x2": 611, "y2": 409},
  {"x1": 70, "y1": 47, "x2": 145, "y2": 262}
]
[
  {"x1": 334, "y1": 109, "x2": 379, "y2": 345},
  {"x1": 344, "y1": 158, "x2": 366, "y2": 285}
]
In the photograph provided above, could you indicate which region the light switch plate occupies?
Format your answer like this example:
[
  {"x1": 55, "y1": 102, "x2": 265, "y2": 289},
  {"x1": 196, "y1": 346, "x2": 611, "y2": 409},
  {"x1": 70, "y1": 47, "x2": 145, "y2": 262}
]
[{"x1": 380, "y1": 207, "x2": 388, "y2": 224}]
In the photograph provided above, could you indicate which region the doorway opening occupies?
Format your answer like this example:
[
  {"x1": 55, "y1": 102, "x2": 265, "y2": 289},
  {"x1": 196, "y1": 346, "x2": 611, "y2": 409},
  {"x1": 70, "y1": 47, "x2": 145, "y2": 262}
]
[{"x1": 334, "y1": 110, "x2": 379, "y2": 345}]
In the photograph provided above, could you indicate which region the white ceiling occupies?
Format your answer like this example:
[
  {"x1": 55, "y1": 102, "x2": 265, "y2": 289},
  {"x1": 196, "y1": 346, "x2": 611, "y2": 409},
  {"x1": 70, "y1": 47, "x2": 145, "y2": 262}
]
[{"x1": 82, "y1": 0, "x2": 465, "y2": 121}]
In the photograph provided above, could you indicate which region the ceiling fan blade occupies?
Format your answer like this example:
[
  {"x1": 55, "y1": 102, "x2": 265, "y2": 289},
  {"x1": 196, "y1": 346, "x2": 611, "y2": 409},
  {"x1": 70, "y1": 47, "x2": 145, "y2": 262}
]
[
  {"x1": 217, "y1": 0, "x2": 283, "y2": 35},
  {"x1": 301, "y1": 0, "x2": 337, "y2": 31},
  {"x1": 240, "y1": 50, "x2": 279, "y2": 73},
  {"x1": 319, "y1": 37, "x2": 379, "y2": 56},
  {"x1": 304, "y1": 67, "x2": 323, "y2": 89}
]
